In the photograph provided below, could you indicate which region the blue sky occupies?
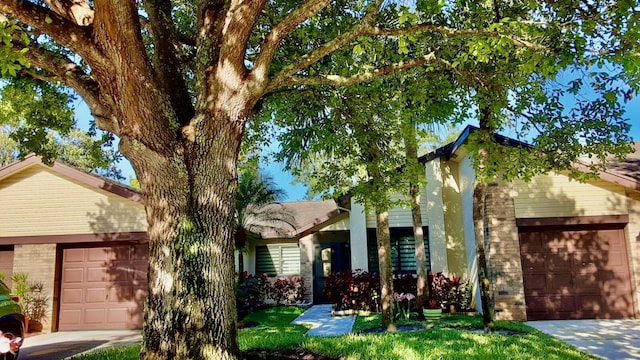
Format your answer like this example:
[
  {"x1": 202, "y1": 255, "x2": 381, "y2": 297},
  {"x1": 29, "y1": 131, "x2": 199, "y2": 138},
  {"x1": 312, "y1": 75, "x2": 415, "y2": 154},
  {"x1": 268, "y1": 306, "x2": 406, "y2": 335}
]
[{"x1": 74, "y1": 95, "x2": 640, "y2": 202}]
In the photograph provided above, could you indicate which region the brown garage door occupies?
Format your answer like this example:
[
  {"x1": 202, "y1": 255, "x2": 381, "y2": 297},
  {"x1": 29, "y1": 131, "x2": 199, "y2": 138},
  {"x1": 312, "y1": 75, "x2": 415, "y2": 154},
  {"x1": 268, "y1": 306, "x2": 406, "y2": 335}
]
[
  {"x1": 59, "y1": 244, "x2": 148, "y2": 330},
  {"x1": 0, "y1": 246, "x2": 14, "y2": 288},
  {"x1": 520, "y1": 224, "x2": 634, "y2": 320}
]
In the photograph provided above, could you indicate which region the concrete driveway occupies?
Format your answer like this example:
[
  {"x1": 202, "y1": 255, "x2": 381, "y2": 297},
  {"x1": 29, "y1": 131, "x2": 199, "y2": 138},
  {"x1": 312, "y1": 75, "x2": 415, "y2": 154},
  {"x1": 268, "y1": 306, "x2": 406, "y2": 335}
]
[
  {"x1": 526, "y1": 320, "x2": 640, "y2": 360},
  {"x1": 19, "y1": 330, "x2": 141, "y2": 360}
]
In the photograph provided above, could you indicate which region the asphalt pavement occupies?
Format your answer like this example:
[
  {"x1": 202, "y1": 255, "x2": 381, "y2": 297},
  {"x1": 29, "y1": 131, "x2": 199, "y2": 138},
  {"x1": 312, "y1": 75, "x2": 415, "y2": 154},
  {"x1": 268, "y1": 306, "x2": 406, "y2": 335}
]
[{"x1": 19, "y1": 330, "x2": 141, "y2": 360}]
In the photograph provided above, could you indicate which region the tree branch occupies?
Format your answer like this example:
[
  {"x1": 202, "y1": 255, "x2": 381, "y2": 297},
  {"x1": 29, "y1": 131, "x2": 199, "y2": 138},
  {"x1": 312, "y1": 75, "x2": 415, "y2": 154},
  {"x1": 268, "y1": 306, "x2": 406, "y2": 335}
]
[
  {"x1": 217, "y1": 0, "x2": 267, "y2": 83},
  {"x1": 43, "y1": 0, "x2": 94, "y2": 26},
  {"x1": 17, "y1": 37, "x2": 119, "y2": 135},
  {"x1": 267, "y1": 1, "x2": 386, "y2": 91},
  {"x1": 251, "y1": 0, "x2": 331, "y2": 85},
  {"x1": 142, "y1": 0, "x2": 195, "y2": 124},
  {"x1": 368, "y1": 24, "x2": 550, "y2": 52},
  {"x1": 268, "y1": 16, "x2": 551, "y2": 92},
  {"x1": 0, "y1": 0, "x2": 104, "y2": 64},
  {"x1": 268, "y1": 53, "x2": 450, "y2": 90}
]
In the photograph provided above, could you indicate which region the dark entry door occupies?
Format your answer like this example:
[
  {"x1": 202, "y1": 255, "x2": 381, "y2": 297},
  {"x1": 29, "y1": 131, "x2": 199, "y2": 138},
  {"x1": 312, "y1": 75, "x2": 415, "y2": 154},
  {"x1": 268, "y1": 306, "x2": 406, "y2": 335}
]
[{"x1": 313, "y1": 243, "x2": 350, "y2": 303}]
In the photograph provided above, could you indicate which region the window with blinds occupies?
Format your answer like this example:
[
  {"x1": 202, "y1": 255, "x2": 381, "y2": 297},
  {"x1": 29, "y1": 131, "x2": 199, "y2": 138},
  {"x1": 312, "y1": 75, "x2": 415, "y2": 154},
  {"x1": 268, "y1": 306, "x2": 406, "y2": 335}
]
[
  {"x1": 255, "y1": 244, "x2": 301, "y2": 276},
  {"x1": 367, "y1": 227, "x2": 430, "y2": 274}
]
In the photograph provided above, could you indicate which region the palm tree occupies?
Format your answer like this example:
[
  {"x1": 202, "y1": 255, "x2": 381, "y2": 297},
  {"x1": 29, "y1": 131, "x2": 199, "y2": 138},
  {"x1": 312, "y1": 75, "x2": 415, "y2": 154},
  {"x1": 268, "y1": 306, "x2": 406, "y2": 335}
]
[{"x1": 234, "y1": 171, "x2": 295, "y2": 281}]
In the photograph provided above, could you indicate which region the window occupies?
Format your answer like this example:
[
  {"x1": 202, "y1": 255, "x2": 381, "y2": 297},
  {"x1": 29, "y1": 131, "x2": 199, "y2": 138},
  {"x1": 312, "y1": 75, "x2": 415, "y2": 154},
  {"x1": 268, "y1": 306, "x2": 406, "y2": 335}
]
[
  {"x1": 255, "y1": 244, "x2": 300, "y2": 276},
  {"x1": 367, "y1": 227, "x2": 430, "y2": 273}
]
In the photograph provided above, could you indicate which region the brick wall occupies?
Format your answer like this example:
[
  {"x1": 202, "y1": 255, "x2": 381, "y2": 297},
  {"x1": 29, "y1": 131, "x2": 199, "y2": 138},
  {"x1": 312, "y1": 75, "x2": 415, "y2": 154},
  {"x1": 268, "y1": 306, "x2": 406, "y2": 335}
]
[
  {"x1": 12, "y1": 244, "x2": 57, "y2": 333},
  {"x1": 483, "y1": 183, "x2": 527, "y2": 321}
]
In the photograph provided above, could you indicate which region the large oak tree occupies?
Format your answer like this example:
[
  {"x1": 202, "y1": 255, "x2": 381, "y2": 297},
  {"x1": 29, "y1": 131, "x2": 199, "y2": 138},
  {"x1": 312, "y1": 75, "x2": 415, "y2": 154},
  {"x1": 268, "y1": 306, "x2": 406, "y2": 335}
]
[{"x1": 0, "y1": 0, "x2": 638, "y2": 359}]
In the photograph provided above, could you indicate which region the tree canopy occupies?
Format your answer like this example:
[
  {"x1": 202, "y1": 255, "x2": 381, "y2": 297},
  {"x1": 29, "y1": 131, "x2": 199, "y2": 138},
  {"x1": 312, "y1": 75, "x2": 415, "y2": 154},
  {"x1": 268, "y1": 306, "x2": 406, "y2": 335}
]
[
  {"x1": 0, "y1": 78, "x2": 122, "y2": 178},
  {"x1": 0, "y1": 1, "x2": 638, "y2": 359}
]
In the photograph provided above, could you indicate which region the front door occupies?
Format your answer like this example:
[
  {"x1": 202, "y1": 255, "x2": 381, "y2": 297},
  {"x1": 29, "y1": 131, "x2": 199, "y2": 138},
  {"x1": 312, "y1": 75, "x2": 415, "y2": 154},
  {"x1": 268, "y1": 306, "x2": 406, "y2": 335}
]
[{"x1": 313, "y1": 243, "x2": 350, "y2": 303}]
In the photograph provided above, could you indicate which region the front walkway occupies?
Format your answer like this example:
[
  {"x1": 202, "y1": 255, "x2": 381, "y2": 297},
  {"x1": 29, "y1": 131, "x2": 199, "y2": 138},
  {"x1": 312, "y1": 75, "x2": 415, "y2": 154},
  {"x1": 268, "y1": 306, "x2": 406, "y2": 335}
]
[
  {"x1": 292, "y1": 304, "x2": 355, "y2": 337},
  {"x1": 526, "y1": 319, "x2": 640, "y2": 360}
]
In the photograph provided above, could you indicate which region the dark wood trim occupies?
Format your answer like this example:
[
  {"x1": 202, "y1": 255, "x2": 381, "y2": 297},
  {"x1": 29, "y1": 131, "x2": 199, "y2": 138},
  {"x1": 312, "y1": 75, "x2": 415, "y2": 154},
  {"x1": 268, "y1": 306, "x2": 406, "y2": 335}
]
[
  {"x1": 0, "y1": 232, "x2": 148, "y2": 245},
  {"x1": 516, "y1": 215, "x2": 629, "y2": 227}
]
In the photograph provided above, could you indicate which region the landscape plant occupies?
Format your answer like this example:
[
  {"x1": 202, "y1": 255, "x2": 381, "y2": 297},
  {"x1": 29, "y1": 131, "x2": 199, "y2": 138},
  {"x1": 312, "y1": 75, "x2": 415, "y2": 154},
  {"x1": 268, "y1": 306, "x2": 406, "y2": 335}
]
[{"x1": 236, "y1": 274, "x2": 305, "y2": 319}]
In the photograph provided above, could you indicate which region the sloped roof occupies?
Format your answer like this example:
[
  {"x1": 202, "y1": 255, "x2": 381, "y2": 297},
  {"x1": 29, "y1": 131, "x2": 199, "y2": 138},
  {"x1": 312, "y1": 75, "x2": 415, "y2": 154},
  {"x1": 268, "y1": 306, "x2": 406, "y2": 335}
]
[
  {"x1": 606, "y1": 142, "x2": 640, "y2": 182},
  {"x1": 422, "y1": 125, "x2": 640, "y2": 192},
  {"x1": 0, "y1": 154, "x2": 143, "y2": 203},
  {"x1": 255, "y1": 200, "x2": 346, "y2": 239}
]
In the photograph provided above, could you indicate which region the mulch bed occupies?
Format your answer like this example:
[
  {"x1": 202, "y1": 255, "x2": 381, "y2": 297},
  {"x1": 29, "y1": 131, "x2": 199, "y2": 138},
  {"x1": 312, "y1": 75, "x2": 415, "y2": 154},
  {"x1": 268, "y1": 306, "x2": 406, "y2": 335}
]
[{"x1": 242, "y1": 350, "x2": 340, "y2": 359}]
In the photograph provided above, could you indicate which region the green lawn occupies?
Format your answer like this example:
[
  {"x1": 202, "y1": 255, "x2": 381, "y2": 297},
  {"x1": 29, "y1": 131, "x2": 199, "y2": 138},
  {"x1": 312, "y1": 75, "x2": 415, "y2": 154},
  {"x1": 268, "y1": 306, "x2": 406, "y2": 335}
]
[{"x1": 73, "y1": 307, "x2": 596, "y2": 360}]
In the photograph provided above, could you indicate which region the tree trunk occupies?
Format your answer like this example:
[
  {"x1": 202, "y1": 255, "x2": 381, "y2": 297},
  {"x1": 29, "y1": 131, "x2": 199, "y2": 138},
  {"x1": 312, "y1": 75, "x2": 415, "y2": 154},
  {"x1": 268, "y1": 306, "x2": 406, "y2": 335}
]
[
  {"x1": 473, "y1": 183, "x2": 494, "y2": 331},
  {"x1": 474, "y1": 100, "x2": 497, "y2": 331},
  {"x1": 375, "y1": 209, "x2": 396, "y2": 331},
  {"x1": 403, "y1": 123, "x2": 428, "y2": 316},
  {"x1": 120, "y1": 111, "x2": 244, "y2": 360}
]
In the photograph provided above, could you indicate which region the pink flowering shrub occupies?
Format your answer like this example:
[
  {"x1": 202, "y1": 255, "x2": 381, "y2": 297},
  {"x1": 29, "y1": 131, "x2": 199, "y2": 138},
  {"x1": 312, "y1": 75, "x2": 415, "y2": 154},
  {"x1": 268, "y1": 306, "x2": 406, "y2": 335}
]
[
  {"x1": 236, "y1": 273, "x2": 306, "y2": 318},
  {"x1": 266, "y1": 276, "x2": 306, "y2": 305},
  {"x1": 324, "y1": 270, "x2": 474, "y2": 313}
]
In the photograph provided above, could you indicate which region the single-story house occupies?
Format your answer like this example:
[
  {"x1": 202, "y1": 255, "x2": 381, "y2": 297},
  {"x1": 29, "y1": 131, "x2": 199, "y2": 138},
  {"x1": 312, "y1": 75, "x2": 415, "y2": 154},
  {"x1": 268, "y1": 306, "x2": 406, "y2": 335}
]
[
  {"x1": 1, "y1": 127, "x2": 638, "y2": 332},
  {"x1": 242, "y1": 125, "x2": 640, "y2": 322},
  {"x1": 0, "y1": 155, "x2": 148, "y2": 332}
]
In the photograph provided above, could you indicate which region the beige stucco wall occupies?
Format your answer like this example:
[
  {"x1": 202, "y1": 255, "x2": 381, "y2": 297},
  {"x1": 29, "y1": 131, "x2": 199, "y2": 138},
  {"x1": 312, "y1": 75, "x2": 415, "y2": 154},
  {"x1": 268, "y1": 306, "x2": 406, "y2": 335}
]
[
  {"x1": 512, "y1": 173, "x2": 628, "y2": 218},
  {"x1": 0, "y1": 165, "x2": 147, "y2": 237},
  {"x1": 425, "y1": 159, "x2": 448, "y2": 273},
  {"x1": 441, "y1": 159, "x2": 468, "y2": 277}
]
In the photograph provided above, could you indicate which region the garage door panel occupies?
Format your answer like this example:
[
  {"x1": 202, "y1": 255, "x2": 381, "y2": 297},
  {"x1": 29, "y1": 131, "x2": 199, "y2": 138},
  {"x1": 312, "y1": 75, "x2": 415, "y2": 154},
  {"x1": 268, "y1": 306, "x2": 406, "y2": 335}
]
[
  {"x1": 522, "y1": 274, "x2": 546, "y2": 294},
  {"x1": 546, "y1": 253, "x2": 571, "y2": 271},
  {"x1": 60, "y1": 309, "x2": 82, "y2": 324},
  {"x1": 86, "y1": 267, "x2": 108, "y2": 282},
  {"x1": 547, "y1": 273, "x2": 573, "y2": 295},
  {"x1": 61, "y1": 288, "x2": 83, "y2": 303},
  {"x1": 573, "y1": 274, "x2": 599, "y2": 293},
  {"x1": 59, "y1": 245, "x2": 148, "y2": 331},
  {"x1": 63, "y1": 268, "x2": 84, "y2": 283},
  {"x1": 520, "y1": 232, "x2": 543, "y2": 251},
  {"x1": 521, "y1": 253, "x2": 545, "y2": 272},
  {"x1": 84, "y1": 308, "x2": 106, "y2": 323},
  {"x1": 519, "y1": 225, "x2": 634, "y2": 320},
  {"x1": 85, "y1": 288, "x2": 106, "y2": 303},
  {"x1": 64, "y1": 248, "x2": 85, "y2": 262},
  {"x1": 107, "y1": 286, "x2": 133, "y2": 302},
  {"x1": 107, "y1": 307, "x2": 130, "y2": 322},
  {"x1": 87, "y1": 247, "x2": 110, "y2": 262},
  {"x1": 550, "y1": 296, "x2": 577, "y2": 313},
  {"x1": 524, "y1": 296, "x2": 547, "y2": 313}
]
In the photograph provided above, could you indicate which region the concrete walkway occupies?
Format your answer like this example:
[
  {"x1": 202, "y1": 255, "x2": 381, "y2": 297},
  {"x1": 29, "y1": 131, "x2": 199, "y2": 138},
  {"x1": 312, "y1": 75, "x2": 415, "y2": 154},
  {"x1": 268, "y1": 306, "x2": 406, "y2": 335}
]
[
  {"x1": 292, "y1": 304, "x2": 355, "y2": 337},
  {"x1": 526, "y1": 319, "x2": 640, "y2": 360}
]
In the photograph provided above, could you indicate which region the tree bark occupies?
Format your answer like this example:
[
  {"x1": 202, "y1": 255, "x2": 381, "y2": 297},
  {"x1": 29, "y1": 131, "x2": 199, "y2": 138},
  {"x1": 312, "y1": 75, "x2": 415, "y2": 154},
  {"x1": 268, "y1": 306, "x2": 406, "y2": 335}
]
[
  {"x1": 375, "y1": 209, "x2": 396, "y2": 331},
  {"x1": 403, "y1": 123, "x2": 428, "y2": 316},
  {"x1": 473, "y1": 183, "x2": 494, "y2": 331},
  {"x1": 120, "y1": 110, "x2": 245, "y2": 360}
]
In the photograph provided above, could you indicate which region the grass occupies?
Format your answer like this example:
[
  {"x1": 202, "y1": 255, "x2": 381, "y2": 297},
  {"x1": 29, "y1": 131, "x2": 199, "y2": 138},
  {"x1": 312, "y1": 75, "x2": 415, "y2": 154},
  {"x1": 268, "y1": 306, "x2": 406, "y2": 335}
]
[{"x1": 73, "y1": 307, "x2": 597, "y2": 360}]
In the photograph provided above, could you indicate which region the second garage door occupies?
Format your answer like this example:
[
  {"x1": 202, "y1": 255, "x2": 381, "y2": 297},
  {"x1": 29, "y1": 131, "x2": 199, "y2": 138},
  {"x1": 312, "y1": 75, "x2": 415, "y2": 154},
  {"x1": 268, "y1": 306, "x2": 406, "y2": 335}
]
[
  {"x1": 59, "y1": 244, "x2": 148, "y2": 330},
  {"x1": 519, "y1": 223, "x2": 634, "y2": 320}
]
